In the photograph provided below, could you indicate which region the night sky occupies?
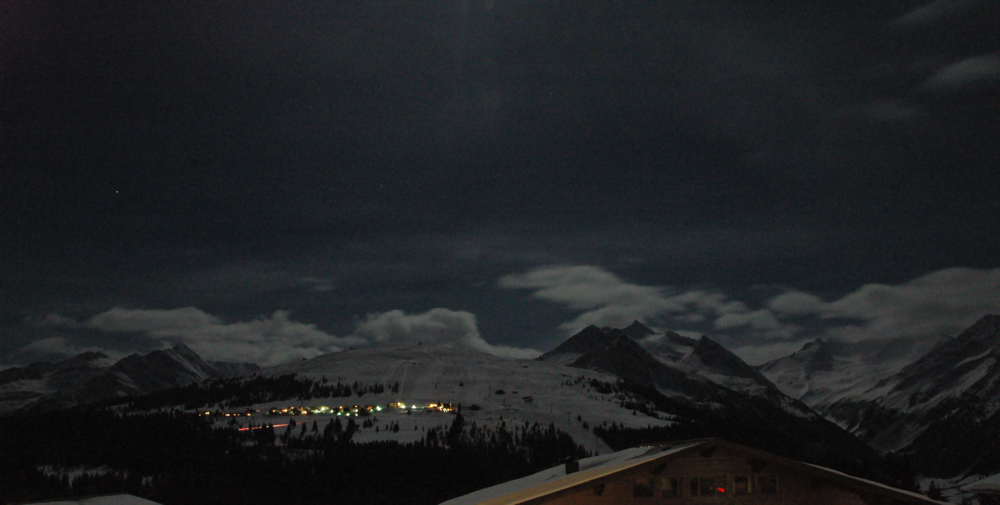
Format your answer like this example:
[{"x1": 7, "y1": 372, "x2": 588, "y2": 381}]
[{"x1": 3, "y1": 0, "x2": 999, "y2": 368}]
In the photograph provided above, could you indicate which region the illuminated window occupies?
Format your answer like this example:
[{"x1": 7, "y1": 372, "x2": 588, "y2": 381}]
[
  {"x1": 691, "y1": 476, "x2": 727, "y2": 496},
  {"x1": 710, "y1": 475, "x2": 727, "y2": 495},
  {"x1": 658, "y1": 477, "x2": 680, "y2": 497},
  {"x1": 633, "y1": 477, "x2": 655, "y2": 498}
]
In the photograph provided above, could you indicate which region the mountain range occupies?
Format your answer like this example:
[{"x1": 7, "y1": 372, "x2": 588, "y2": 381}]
[
  {"x1": 4, "y1": 314, "x2": 1000, "y2": 481},
  {"x1": 760, "y1": 314, "x2": 1000, "y2": 477},
  {"x1": 256, "y1": 325, "x2": 877, "y2": 476},
  {"x1": 0, "y1": 344, "x2": 258, "y2": 415}
]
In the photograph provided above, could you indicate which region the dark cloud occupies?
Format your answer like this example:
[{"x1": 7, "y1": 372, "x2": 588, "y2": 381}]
[
  {"x1": 501, "y1": 265, "x2": 1000, "y2": 364},
  {"x1": 19, "y1": 306, "x2": 539, "y2": 367},
  {"x1": 3, "y1": 0, "x2": 998, "y2": 367},
  {"x1": 769, "y1": 267, "x2": 1000, "y2": 342},
  {"x1": 13, "y1": 337, "x2": 125, "y2": 365},
  {"x1": 889, "y1": 0, "x2": 980, "y2": 28},
  {"x1": 351, "y1": 308, "x2": 540, "y2": 359},
  {"x1": 39, "y1": 307, "x2": 364, "y2": 367},
  {"x1": 498, "y1": 265, "x2": 800, "y2": 342},
  {"x1": 499, "y1": 265, "x2": 676, "y2": 333},
  {"x1": 922, "y1": 53, "x2": 1000, "y2": 90}
]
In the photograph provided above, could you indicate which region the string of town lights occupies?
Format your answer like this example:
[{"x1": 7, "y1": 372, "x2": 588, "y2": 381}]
[{"x1": 199, "y1": 401, "x2": 459, "y2": 429}]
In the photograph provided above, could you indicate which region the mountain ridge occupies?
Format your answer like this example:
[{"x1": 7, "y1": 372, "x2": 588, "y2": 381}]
[
  {"x1": 759, "y1": 314, "x2": 1000, "y2": 476},
  {"x1": 0, "y1": 345, "x2": 258, "y2": 415},
  {"x1": 533, "y1": 322, "x2": 876, "y2": 474}
]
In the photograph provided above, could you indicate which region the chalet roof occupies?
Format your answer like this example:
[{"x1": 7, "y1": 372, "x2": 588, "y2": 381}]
[
  {"x1": 442, "y1": 439, "x2": 704, "y2": 505},
  {"x1": 440, "y1": 438, "x2": 947, "y2": 505},
  {"x1": 20, "y1": 494, "x2": 163, "y2": 505}
]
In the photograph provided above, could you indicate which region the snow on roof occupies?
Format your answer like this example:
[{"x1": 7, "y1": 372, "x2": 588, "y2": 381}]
[
  {"x1": 964, "y1": 473, "x2": 1000, "y2": 493},
  {"x1": 21, "y1": 494, "x2": 163, "y2": 505},
  {"x1": 440, "y1": 441, "x2": 705, "y2": 505}
]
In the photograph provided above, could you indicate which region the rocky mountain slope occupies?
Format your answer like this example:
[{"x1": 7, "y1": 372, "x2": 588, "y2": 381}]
[
  {"x1": 265, "y1": 341, "x2": 636, "y2": 454},
  {"x1": 534, "y1": 322, "x2": 877, "y2": 473},
  {"x1": 0, "y1": 351, "x2": 115, "y2": 415},
  {"x1": 541, "y1": 322, "x2": 807, "y2": 414},
  {"x1": 223, "y1": 326, "x2": 870, "y2": 474},
  {"x1": 760, "y1": 314, "x2": 1000, "y2": 475},
  {"x1": 2, "y1": 322, "x2": 895, "y2": 479},
  {"x1": 0, "y1": 344, "x2": 258, "y2": 415},
  {"x1": 758, "y1": 335, "x2": 940, "y2": 436}
]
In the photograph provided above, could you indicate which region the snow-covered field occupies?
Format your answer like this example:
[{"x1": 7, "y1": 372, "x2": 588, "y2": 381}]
[{"x1": 213, "y1": 343, "x2": 677, "y2": 454}]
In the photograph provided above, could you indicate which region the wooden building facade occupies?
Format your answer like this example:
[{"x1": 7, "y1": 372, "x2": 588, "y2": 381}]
[{"x1": 442, "y1": 439, "x2": 945, "y2": 505}]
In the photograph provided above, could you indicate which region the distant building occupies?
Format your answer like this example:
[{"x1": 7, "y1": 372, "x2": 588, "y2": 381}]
[
  {"x1": 441, "y1": 438, "x2": 946, "y2": 505},
  {"x1": 19, "y1": 494, "x2": 163, "y2": 505}
]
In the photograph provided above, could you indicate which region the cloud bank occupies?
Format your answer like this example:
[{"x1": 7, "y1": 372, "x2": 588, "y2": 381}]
[
  {"x1": 33, "y1": 306, "x2": 540, "y2": 366},
  {"x1": 22, "y1": 266, "x2": 1000, "y2": 368},
  {"x1": 14, "y1": 337, "x2": 126, "y2": 364},
  {"x1": 42, "y1": 307, "x2": 365, "y2": 367},
  {"x1": 890, "y1": 0, "x2": 978, "y2": 28},
  {"x1": 923, "y1": 53, "x2": 1000, "y2": 91},
  {"x1": 500, "y1": 265, "x2": 1000, "y2": 363},
  {"x1": 497, "y1": 265, "x2": 679, "y2": 333},
  {"x1": 498, "y1": 265, "x2": 798, "y2": 339},
  {"x1": 768, "y1": 267, "x2": 1000, "y2": 342},
  {"x1": 350, "y1": 308, "x2": 540, "y2": 359}
]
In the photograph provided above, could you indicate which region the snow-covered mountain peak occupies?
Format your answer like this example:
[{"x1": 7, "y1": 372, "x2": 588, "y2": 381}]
[
  {"x1": 540, "y1": 324, "x2": 801, "y2": 417},
  {"x1": 258, "y1": 338, "x2": 869, "y2": 468},
  {"x1": 759, "y1": 315, "x2": 1000, "y2": 453},
  {"x1": 539, "y1": 325, "x2": 661, "y2": 387},
  {"x1": 760, "y1": 338, "x2": 833, "y2": 377},
  {"x1": 1, "y1": 345, "x2": 258, "y2": 415},
  {"x1": 541, "y1": 325, "x2": 645, "y2": 358},
  {"x1": 692, "y1": 335, "x2": 773, "y2": 382},
  {"x1": 168, "y1": 342, "x2": 203, "y2": 360},
  {"x1": 621, "y1": 320, "x2": 655, "y2": 339},
  {"x1": 955, "y1": 313, "x2": 1000, "y2": 345},
  {"x1": 802, "y1": 338, "x2": 825, "y2": 350},
  {"x1": 75, "y1": 351, "x2": 111, "y2": 362}
]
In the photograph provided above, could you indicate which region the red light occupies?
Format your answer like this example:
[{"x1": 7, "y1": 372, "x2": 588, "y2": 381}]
[
  {"x1": 239, "y1": 423, "x2": 290, "y2": 431},
  {"x1": 718, "y1": 488, "x2": 726, "y2": 493}
]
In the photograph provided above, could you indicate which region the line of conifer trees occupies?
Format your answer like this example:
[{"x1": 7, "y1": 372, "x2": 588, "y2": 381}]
[{"x1": 1, "y1": 401, "x2": 586, "y2": 504}]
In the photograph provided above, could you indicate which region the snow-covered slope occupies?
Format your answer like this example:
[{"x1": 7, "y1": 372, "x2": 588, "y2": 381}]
[
  {"x1": 639, "y1": 329, "x2": 781, "y2": 398},
  {"x1": 541, "y1": 322, "x2": 811, "y2": 417},
  {"x1": 262, "y1": 342, "x2": 660, "y2": 453},
  {"x1": 760, "y1": 314, "x2": 1000, "y2": 455},
  {"x1": 758, "y1": 337, "x2": 938, "y2": 422},
  {"x1": 255, "y1": 335, "x2": 876, "y2": 472},
  {"x1": 537, "y1": 325, "x2": 718, "y2": 401},
  {"x1": 884, "y1": 315, "x2": 1000, "y2": 476},
  {"x1": 92, "y1": 344, "x2": 237, "y2": 396},
  {"x1": 0, "y1": 344, "x2": 258, "y2": 415},
  {"x1": 524, "y1": 323, "x2": 876, "y2": 469},
  {"x1": 0, "y1": 351, "x2": 115, "y2": 415}
]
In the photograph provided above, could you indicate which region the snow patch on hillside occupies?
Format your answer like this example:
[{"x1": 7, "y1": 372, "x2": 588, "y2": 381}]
[{"x1": 259, "y1": 343, "x2": 676, "y2": 454}]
